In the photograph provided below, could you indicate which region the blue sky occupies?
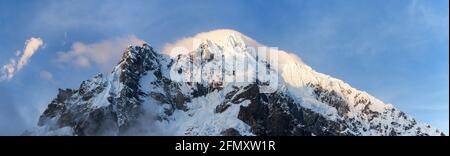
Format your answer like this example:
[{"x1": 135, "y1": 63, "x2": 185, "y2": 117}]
[{"x1": 0, "y1": 0, "x2": 448, "y2": 135}]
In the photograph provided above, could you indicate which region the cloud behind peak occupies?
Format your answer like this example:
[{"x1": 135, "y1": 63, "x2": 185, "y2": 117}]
[{"x1": 56, "y1": 35, "x2": 144, "y2": 72}]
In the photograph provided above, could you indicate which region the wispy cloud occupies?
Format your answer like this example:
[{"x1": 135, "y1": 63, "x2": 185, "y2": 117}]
[
  {"x1": 56, "y1": 35, "x2": 145, "y2": 72},
  {"x1": 408, "y1": 0, "x2": 448, "y2": 35},
  {"x1": 39, "y1": 70, "x2": 54, "y2": 82},
  {"x1": 0, "y1": 37, "x2": 44, "y2": 81}
]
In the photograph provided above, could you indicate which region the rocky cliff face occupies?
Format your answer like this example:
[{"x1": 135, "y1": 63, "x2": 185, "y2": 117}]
[{"x1": 28, "y1": 30, "x2": 445, "y2": 136}]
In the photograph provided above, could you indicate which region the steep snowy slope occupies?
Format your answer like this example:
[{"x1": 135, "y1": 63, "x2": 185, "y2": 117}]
[{"x1": 27, "y1": 29, "x2": 445, "y2": 136}]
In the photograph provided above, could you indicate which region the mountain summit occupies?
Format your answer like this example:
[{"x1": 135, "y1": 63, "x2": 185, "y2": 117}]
[{"x1": 28, "y1": 29, "x2": 444, "y2": 136}]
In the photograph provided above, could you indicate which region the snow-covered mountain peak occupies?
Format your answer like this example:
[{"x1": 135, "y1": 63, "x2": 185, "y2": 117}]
[
  {"x1": 29, "y1": 29, "x2": 445, "y2": 136},
  {"x1": 163, "y1": 29, "x2": 263, "y2": 57}
]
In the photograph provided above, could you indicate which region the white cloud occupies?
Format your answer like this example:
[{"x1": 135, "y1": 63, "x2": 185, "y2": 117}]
[
  {"x1": 0, "y1": 59, "x2": 17, "y2": 81},
  {"x1": 17, "y1": 38, "x2": 44, "y2": 70},
  {"x1": 57, "y1": 35, "x2": 145, "y2": 72},
  {"x1": 1, "y1": 37, "x2": 44, "y2": 81}
]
